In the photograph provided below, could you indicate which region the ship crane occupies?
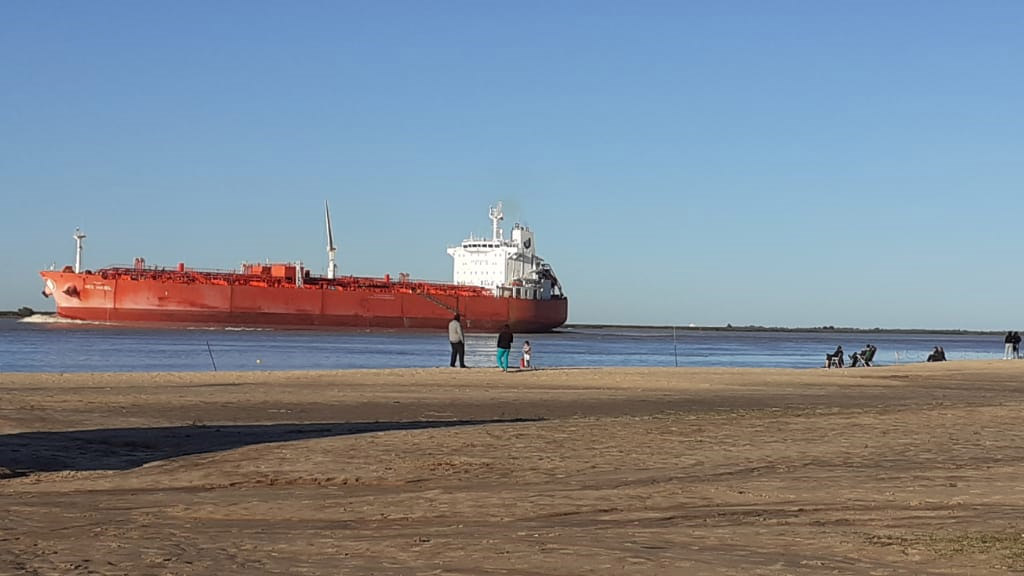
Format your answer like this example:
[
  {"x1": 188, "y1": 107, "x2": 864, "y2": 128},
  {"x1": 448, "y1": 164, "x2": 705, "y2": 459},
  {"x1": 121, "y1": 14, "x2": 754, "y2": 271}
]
[
  {"x1": 73, "y1": 228, "x2": 86, "y2": 273},
  {"x1": 511, "y1": 265, "x2": 564, "y2": 295},
  {"x1": 325, "y1": 200, "x2": 337, "y2": 279}
]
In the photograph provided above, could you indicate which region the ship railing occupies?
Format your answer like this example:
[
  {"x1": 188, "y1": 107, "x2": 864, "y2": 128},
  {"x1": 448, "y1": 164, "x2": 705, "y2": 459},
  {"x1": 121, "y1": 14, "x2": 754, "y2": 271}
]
[
  {"x1": 316, "y1": 276, "x2": 492, "y2": 297},
  {"x1": 98, "y1": 265, "x2": 301, "y2": 288},
  {"x1": 98, "y1": 265, "x2": 495, "y2": 296}
]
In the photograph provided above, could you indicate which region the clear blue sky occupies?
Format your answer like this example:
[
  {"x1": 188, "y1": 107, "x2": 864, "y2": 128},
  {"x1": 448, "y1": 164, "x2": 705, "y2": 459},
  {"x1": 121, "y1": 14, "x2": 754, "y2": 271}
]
[{"x1": 2, "y1": 1, "x2": 1022, "y2": 330}]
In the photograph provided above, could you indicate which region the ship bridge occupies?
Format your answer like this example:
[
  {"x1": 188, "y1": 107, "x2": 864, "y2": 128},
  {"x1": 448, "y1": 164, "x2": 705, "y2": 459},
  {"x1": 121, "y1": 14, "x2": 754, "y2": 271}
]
[{"x1": 446, "y1": 202, "x2": 563, "y2": 301}]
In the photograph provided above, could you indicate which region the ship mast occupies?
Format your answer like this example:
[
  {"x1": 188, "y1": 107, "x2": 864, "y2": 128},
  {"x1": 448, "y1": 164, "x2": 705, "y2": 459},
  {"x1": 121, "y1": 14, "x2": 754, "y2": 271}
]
[
  {"x1": 489, "y1": 202, "x2": 504, "y2": 242},
  {"x1": 73, "y1": 228, "x2": 86, "y2": 273},
  {"x1": 325, "y1": 200, "x2": 337, "y2": 279}
]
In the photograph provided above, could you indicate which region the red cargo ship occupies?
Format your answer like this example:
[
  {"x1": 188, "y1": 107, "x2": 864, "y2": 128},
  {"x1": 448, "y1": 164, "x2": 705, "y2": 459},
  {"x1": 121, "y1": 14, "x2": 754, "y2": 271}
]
[{"x1": 40, "y1": 202, "x2": 567, "y2": 332}]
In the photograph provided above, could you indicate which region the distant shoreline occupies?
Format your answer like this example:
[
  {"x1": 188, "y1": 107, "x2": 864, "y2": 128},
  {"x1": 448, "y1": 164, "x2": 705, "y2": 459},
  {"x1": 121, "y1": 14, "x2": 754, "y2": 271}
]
[
  {"x1": 561, "y1": 323, "x2": 1003, "y2": 336},
  {"x1": 0, "y1": 309, "x2": 53, "y2": 319}
]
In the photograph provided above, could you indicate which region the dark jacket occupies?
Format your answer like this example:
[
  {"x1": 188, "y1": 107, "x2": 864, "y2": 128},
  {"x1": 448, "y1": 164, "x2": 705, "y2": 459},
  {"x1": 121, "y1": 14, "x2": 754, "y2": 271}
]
[{"x1": 497, "y1": 328, "x2": 514, "y2": 350}]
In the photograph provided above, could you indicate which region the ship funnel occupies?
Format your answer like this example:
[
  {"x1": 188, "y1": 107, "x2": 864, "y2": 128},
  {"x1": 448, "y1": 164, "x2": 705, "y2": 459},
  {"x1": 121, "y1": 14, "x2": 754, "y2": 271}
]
[
  {"x1": 73, "y1": 228, "x2": 86, "y2": 273},
  {"x1": 325, "y1": 200, "x2": 337, "y2": 279}
]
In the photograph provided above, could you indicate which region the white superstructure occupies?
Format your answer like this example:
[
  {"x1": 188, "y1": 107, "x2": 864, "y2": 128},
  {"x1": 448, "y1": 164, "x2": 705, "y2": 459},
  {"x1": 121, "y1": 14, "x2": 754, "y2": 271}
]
[{"x1": 447, "y1": 202, "x2": 563, "y2": 300}]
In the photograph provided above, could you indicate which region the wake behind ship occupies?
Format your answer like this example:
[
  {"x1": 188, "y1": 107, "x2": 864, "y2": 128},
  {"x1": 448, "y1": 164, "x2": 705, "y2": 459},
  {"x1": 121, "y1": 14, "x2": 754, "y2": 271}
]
[{"x1": 40, "y1": 202, "x2": 567, "y2": 332}]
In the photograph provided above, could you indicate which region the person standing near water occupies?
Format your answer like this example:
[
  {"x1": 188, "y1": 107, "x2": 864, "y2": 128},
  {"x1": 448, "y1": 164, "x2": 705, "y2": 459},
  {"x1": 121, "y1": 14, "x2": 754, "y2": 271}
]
[
  {"x1": 448, "y1": 314, "x2": 467, "y2": 368},
  {"x1": 1004, "y1": 331, "x2": 1014, "y2": 360},
  {"x1": 496, "y1": 324, "x2": 514, "y2": 372}
]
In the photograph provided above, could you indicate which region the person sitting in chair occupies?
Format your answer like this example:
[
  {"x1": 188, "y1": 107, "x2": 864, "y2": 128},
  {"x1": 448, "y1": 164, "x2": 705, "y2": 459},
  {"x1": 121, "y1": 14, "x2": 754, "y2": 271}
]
[
  {"x1": 926, "y1": 346, "x2": 946, "y2": 362},
  {"x1": 850, "y1": 344, "x2": 877, "y2": 367},
  {"x1": 825, "y1": 345, "x2": 844, "y2": 368}
]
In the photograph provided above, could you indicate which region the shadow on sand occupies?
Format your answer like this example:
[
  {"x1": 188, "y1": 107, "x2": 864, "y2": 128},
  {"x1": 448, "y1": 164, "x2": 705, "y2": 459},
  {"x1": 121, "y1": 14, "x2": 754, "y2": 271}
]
[{"x1": 0, "y1": 419, "x2": 540, "y2": 478}]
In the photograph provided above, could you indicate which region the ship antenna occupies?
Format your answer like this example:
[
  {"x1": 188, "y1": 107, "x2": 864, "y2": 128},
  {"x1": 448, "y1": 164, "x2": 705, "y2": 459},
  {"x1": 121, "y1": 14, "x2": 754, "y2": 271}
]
[
  {"x1": 489, "y1": 201, "x2": 504, "y2": 242},
  {"x1": 325, "y1": 200, "x2": 337, "y2": 279},
  {"x1": 73, "y1": 227, "x2": 86, "y2": 273}
]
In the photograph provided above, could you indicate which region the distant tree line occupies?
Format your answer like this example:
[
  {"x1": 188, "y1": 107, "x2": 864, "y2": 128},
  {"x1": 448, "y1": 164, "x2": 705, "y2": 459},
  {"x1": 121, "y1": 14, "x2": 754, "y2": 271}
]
[
  {"x1": 563, "y1": 323, "x2": 999, "y2": 335},
  {"x1": 0, "y1": 307, "x2": 52, "y2": 318}
]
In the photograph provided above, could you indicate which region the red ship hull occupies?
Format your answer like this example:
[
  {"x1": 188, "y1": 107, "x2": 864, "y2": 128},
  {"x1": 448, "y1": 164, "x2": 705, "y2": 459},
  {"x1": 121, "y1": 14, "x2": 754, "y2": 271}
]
[{"x1": 40, "y1": 270, "x2": 568, "y2": 332}]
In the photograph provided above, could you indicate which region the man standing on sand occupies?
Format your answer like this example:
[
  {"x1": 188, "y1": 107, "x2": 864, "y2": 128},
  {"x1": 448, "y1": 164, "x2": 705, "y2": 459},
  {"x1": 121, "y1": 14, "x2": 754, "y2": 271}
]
[
  {"x1": 1004, "y1": 331, "x2": 1014, "y2": 360},
  {"x1": 448, "y1": 314, "x2": 467, "y2": 368}
]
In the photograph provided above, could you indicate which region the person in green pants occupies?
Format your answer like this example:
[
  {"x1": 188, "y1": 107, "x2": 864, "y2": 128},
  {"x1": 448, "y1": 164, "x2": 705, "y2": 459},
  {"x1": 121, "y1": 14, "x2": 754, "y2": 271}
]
[{"x1": 496, "y1": 324, "x2": 513, "y2": 372}]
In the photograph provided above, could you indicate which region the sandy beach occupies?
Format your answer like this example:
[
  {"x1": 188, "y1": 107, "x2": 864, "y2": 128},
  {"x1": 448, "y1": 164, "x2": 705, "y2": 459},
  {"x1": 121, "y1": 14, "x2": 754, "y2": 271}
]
[{"x1": 2, "y1": 362, "x2": 1024, "y2": 575}]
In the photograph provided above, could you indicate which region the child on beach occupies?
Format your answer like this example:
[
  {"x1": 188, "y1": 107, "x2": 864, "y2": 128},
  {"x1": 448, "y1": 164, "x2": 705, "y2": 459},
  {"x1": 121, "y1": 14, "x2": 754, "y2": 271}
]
[{"x1": 521, "y1": 340, "x2": 532, "y2": 369}]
